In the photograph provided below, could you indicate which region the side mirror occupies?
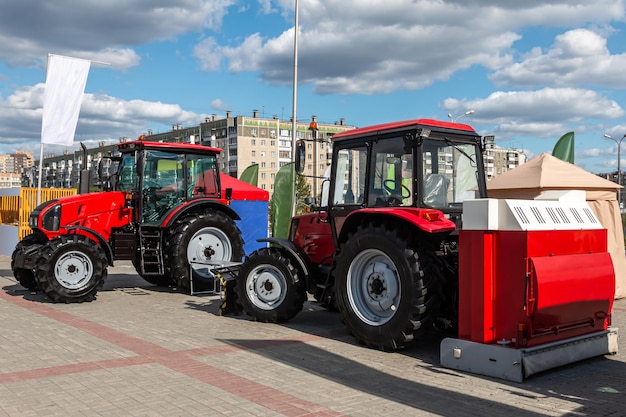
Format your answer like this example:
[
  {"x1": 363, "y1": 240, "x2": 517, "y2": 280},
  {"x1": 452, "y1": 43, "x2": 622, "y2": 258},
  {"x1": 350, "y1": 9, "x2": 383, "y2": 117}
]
[
  {"x1": 97, "y1": 158, "x2": 109, "y2": 180},
  {"x1": 294, "y1": 140, "x2": 306, "y2": 174}
]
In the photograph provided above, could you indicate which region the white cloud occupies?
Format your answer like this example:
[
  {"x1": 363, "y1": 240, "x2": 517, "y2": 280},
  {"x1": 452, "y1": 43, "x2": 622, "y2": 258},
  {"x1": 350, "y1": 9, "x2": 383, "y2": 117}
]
[
  {"x1": 490, "y1": 29, "x2": 626, "y2": 88},
  {"x1": 0, "y1": 84, "x2": 207, "y2": 156},
  {"x1": 0, "y1": 0, "x2": 235, "y2": 69},
  {"x1": 442, "y1": 87, "x2": 624, "y2": 141},
  {"x1": 444, "y1": 87, "x2": 623, "y2": 123},
  {"x1": 210, "y1": 98, "x2": 230, "y2": 111},
  {"x1": 196, "y1": 0, "x2": 625, "y2": 95}
]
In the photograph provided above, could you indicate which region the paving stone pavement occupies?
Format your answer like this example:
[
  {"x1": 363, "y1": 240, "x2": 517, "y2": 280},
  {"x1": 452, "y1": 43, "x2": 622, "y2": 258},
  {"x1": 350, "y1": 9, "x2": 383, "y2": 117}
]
[{"x1": 1, "y1": 254, "x2": 625, "y2": 416}]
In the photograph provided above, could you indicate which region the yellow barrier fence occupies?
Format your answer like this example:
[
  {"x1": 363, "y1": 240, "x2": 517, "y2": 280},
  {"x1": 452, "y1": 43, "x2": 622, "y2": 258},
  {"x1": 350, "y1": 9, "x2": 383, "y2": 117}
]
[
  {"x1": 0, "y1": 188, "x2": 77, "y2": 240},
  {"x1": 0, "y1": 195, "x2": 19, "y2": 225}
]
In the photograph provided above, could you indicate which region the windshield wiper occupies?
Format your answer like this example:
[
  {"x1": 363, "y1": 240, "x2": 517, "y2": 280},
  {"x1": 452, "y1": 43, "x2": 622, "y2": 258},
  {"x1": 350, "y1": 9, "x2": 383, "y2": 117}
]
[{"x1": 444, "y1": 137, "x2": 475, "y2": 164}]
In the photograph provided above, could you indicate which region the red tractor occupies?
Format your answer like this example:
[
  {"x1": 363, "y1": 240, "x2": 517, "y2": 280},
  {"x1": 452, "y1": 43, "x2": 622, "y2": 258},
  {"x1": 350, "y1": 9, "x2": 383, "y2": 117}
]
[
  {"x1": 11, "y1": 140, "x2": 245, "y2": 303},
  {"x1": 235, "y1": 119, "x2": 487, "y2": 350}
]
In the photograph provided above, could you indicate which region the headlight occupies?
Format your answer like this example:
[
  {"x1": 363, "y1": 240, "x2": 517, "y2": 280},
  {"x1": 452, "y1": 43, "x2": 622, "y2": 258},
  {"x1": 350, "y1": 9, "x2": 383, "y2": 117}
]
[
  {"x1": 28, "y1": 214, "x2": 39, "y2": 229},
  {"x1": 41, "y1": 204, "x2": 62, "y2": 231}
]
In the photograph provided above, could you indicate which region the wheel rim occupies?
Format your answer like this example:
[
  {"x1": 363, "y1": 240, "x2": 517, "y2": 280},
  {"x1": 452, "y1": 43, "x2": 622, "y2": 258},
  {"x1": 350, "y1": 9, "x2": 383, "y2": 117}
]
[
  {"x1": 346, "y1": 248, "x2": 400, "y2": 326},
  {"x1": 54, "y1": 250, "x2": 94, "y2": 290},
  {"x1": 187, "y1": 227, "x2": 233, "y2": 278},
  {"x1": 245, "y1": 264, "x2": 287, "y2": 310}
]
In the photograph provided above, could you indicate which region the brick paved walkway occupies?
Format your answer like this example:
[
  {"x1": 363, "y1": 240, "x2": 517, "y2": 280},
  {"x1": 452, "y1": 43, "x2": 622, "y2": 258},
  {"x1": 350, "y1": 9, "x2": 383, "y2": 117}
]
[{"x1": 1, "y1": 256, "x2": 625, "y2": 416}]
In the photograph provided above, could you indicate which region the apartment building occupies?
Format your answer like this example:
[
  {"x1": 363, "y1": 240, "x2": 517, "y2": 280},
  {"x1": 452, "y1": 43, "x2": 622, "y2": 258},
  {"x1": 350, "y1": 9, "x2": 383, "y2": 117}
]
[
  {"x1": 21, "y1": 142, "x2": 121, "y2": 189},
  {"x1": 483, "y1": 135, "x2": 527, "y2": 180},
  {"x1": 0, "y1": 151, "x2": 34, "y2": 174},
  {"x1": 145, "y1": 111, "x2": 355, "y2": 197},
  {"x1": 21, "y1": 116, "x2": 528, "y2": 194},
  {"x1": 0, "y1": 173, "x2": 22, "y2": 188}
]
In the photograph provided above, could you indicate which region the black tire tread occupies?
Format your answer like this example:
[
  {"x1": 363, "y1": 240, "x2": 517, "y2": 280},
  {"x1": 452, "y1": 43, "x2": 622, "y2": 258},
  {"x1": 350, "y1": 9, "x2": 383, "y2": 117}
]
[
  {"x1": 166, "y1": 210, "x2": 244, "y2": 290},
  {"x1": 34, "y1": 235, "x2": 107, "y2": 303},
  {"x1": 236, "y1": 247, "x2": 306, "y2": 323},
  {"x1": 11, "y1": 234, "x2": 45, "y2": 291},
  {"x1": 335, "y1": 223, "x2": 442, "y2": 350}
]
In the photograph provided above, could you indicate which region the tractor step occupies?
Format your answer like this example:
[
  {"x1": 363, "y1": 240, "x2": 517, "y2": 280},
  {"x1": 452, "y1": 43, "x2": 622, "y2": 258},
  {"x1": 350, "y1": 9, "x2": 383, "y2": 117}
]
[{"x1": 139, "y1": 228, "x2": 164, "y2": 275}]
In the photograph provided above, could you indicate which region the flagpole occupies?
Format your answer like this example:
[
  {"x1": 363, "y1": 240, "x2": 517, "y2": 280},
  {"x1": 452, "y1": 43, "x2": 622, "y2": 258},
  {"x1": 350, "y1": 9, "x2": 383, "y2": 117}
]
[
  {"x1": 36, "y1": 54, "x2": 52, "y2": 206},
  {"x1": 291, "y1": 0, "x2": 299, "y2": 216}
]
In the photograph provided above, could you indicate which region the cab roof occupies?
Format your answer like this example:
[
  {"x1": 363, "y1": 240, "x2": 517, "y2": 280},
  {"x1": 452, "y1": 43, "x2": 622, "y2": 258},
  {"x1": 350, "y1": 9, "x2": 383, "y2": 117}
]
[
  {"x1": 331, "y1": 118, "x2": 476, "y2": 142},
  {"x1": 117, "y1": 140, "x2": 222, "y2": 155}
]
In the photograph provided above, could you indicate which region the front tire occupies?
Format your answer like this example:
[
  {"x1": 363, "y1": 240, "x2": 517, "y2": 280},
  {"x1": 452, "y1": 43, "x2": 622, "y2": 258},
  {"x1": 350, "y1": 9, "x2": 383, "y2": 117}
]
[
  {"x1": 236, "y1": 248, "x2": 306, "y2": 323},
  {"x1": 11, "y1": 234, "x2": 45, "y2": 291},
  {"x1": 167, "y1": 210, "x2": 244, "y2": 290},
  {"x1": 335, "y1": 223, "x2": 440, "y2": 350},
  {"x1": 34, "y1": 235, "x2": 108, "y2": 303}
]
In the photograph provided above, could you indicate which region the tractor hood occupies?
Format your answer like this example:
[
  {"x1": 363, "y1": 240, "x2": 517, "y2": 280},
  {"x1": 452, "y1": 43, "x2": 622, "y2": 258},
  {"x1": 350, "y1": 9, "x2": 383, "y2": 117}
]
[{"x1": 31, "y1": 191, "x2": 132, "y2": 241}]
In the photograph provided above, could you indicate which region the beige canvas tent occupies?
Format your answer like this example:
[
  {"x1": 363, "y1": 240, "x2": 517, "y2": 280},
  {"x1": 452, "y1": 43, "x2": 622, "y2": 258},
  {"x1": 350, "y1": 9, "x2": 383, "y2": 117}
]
[{"x1": 487, "y1": 153, "x2": 626, "y2": 299}]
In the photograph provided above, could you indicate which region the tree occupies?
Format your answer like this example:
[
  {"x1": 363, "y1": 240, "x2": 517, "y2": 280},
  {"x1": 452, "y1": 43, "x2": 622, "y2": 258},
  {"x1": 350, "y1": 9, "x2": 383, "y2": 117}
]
[{"x1": 295, "y1": 174, "x2": 312, "y2": 215}]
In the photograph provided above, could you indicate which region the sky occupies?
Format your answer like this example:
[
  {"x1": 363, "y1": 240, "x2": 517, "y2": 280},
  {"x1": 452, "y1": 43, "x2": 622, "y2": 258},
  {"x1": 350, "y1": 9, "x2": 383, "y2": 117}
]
[{"x1": 1, "y1": 0, "x2": 626, "y2": 174}]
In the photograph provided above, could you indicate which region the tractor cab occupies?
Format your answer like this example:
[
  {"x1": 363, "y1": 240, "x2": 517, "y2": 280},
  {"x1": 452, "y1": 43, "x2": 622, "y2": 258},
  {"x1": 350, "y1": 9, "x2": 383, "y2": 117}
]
[
  {"x1": 297, "y1": 119, "x2": 487, "y2": 232},
  {"x1": 101, "y1": 141, "x2": 224, "y2": 225}
]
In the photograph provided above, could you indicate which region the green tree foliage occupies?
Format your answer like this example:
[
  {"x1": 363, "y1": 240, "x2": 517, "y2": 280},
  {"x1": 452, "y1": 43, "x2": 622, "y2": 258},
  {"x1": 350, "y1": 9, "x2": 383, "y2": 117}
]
[{"x1": 295, "y1": 174, "x2": 312, "y2": 215}]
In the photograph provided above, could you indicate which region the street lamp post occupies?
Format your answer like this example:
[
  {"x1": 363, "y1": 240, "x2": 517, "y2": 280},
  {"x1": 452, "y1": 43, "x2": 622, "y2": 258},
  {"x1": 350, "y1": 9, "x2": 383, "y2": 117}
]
[
  {"x1": 603, "y1": 133, "x2": 625, "y2": 209},
  {"x1": 448, "y1": 109, "x2": 475, "y2": 122}
]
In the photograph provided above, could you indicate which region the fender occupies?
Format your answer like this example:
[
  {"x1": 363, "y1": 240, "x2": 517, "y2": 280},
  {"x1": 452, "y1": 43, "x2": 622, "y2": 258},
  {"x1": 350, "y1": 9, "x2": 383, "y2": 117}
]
[
  {"x1": 257, "y1": 237, "x2": 311, "y2": 280},
  {"x1": 62, "y1": 225, "x2": 115, "y2": 266},
  {"x1": 339, "y1": 207, "x2": 456, "y2": 242},
  {"x1": 163, "y1": 199, "x2": 241, "y2": 227}
]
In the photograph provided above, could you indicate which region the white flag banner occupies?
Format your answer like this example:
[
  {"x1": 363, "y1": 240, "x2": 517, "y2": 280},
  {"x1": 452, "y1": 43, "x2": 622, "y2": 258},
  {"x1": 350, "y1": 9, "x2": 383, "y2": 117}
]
[{"x1": 41, "y1": 54, "x2": 91, "y2": 146}]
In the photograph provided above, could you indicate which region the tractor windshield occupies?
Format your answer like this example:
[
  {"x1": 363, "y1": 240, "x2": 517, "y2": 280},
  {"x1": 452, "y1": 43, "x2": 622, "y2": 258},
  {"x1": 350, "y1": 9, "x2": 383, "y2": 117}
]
[{"x1": 421, "y1": 138, "x2": 480, "y2": 207}]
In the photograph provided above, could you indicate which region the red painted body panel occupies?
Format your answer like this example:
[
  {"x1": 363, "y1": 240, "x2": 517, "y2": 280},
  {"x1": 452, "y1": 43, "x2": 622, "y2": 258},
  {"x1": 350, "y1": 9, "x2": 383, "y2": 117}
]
[
  {"x1": 45, "y1": 191, "x2": 132, "y2": 241},
  {"x1": 459, "y1": 229, "x2": 614, "y2": 348},
  {"x1": 348, "y1": 207, "x2": 457, "y2": 234},
  {"x1": 290, "y1": 212, "x2": 334, "y2": 266}
]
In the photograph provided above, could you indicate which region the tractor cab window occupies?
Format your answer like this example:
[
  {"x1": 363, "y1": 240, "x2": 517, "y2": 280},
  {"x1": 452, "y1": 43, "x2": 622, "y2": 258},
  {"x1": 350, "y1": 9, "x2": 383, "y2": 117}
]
[
  {"x1": 117, "y1": 153, "x2": 138, "y2": 193},
  {"x1": 142, "y1": 151, "x2": 185, "y2": 223},
  {"x1": 187, "y1": 154, "x2": 219, "y2": 198},
  {"x1": 421, "y1": 138, "x2": 479, "y2": 207},
  {"x1": 332, "y1": 146, "x2": 367, "y2": 205},
  {"x1": 368, "y1": 136, "x2": 413, "y2": 207}
]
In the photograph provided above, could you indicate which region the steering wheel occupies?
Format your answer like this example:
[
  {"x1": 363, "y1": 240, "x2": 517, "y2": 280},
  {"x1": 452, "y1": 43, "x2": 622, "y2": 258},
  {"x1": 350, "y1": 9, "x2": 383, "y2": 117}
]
[{"x1": 383, "y1": 179, "x2": 411, "y2": 199}]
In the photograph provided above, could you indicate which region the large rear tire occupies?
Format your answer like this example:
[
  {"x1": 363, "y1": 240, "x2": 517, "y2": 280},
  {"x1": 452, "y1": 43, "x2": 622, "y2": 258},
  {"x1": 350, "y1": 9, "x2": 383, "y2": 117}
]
[
  {"x1": 167, "y1": 210, "x2": 244, "y2": 290},
  {"x1": 335, "y1": 223, "x2": 441, "y2": 350},
  {"x1": 236, "y1": 247, "x2": 306, "y2": 323},
  {"x1": 34, "y1": 235, "x2": 108, "y2": 303}
]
